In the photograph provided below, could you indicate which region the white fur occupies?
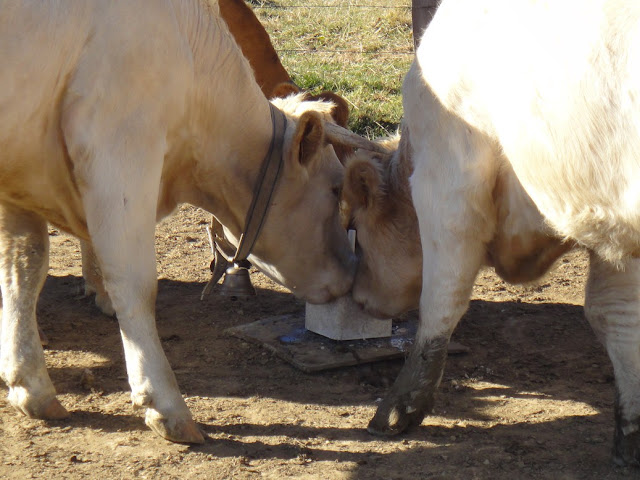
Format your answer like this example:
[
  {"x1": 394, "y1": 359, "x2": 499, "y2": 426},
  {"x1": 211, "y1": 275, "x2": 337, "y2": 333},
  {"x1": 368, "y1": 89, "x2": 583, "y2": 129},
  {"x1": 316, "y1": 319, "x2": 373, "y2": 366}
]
[
  {"x1": 0, "y1": 0, "x2": 354, "y2": 442},
  {"x1": 408, "y1": 0, "x2": 640, "y2": 429}
]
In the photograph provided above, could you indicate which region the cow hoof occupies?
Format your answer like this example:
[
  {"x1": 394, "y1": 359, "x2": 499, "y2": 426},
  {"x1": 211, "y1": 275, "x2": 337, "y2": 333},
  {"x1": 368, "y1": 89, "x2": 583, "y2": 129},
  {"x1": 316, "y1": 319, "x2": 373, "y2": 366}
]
[
  {"x1": 367, "y1": 397, "x2": 426, "y2": 436},
  {"x1": 613, "y1": 427, "x2": 640, "y2": 467},
  {"x1": 40, "y1": 397, "x2": 70, "y2": 419},
  {"x1": 145, "y1": 408, "x2": 205, "y2": 444},
  {"x1": 95, "y1": 292, "x2": 115, "y2": 317},
  {"x1": 9, "y1": 389, "x2": 69, "y2": 420}
]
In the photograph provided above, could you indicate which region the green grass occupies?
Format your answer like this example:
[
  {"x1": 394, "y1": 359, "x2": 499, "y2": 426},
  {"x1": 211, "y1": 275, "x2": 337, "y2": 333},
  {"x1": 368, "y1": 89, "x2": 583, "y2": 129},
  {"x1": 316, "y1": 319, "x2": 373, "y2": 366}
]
[{"x1": 249, "y1": 0, "x2": 414, "y2": 138}]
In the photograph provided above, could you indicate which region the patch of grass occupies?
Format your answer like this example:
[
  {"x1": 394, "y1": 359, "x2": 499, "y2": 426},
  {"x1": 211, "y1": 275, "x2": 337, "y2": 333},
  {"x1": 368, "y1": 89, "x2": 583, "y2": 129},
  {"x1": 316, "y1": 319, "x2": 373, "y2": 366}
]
[{"x1": 251, "y1": 0, "x2": 414, "y2": 137}]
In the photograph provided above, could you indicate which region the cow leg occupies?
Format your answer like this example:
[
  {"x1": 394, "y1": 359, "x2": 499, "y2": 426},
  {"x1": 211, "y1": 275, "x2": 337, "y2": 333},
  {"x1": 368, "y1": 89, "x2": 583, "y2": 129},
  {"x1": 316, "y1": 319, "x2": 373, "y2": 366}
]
[
  {"x1": 81, "y1": 180, "x2": 203, "y2": 444},
  {"x1": 368, "y1": 333, "x2": 451, "y2": 435},
  {"x1": 80, "y1": 239, "x2": 114, "y2": 316},
  {"x1": 367, "y1": 235, "x2": 485, "y2": 435},
  {"x1": 65, "y1": 117, "x2": 204, "y2": 443},
  {"x1": 368, "y1": 118, "x2": 495, "y2": 435},
  {"x1": 0, "y1": 203, "x2": 68, "y2": 419},
  {"x1": 584, "y1": 252, "x2": 640, "y2": 467}
]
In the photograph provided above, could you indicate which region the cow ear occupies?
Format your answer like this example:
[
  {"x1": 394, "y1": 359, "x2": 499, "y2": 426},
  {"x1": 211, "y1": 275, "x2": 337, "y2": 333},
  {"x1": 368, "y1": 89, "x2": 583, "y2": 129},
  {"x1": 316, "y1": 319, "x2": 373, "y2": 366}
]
[
  {"x1": 310, "y1": 91, "x2": 350, "y2": 128},
  {"x1": 343, "y1": 157, "x2": 383, "y2": 211},
  {"x1": 291, "y1": 111, "x2": 325, "y2": 168},
  {"x1": 270, "y1": 81, "x2": 300, "y2": 99}
]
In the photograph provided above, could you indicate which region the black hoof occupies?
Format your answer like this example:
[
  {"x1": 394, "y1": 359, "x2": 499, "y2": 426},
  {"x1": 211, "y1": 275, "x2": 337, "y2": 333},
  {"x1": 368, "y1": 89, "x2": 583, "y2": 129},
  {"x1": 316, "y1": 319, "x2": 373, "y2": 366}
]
[
  {"x1": 613, "y1": 427, "x2": 640, "y2": 467},
  {"x1": 612, "y1": 393, "x2": 640, "y2": 468},
  {"x1": 367, "y1": 394, "x2": 429, "y2": 436}
]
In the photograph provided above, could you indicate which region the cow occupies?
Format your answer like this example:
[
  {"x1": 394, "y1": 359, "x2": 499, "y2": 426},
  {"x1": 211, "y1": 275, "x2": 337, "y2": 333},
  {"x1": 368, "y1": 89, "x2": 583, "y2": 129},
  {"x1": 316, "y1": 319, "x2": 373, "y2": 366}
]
[
  {"x1": 216, "y1": 0, "x2": 350, "y2": 130},
  {"x1": 342, "y1": 0, "x2": 640, "y2": 466},
  {"x1": 0, "y1": 0, "x2": 376, "y2": 444},
  {"x1": 218, "y1": 0, "x2": 293, "y2": 99},
  {"x1": 78, "y1": 0, "x2": 352, "y2": 317}
]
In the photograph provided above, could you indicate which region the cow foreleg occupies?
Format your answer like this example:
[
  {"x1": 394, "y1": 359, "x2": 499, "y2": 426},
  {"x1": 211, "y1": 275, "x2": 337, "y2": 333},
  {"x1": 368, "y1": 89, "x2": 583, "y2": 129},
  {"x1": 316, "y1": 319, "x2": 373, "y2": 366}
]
[
  {"x1": 368, "y1": 335, "x2": 449, "y2": 435},
  {"x1": 0, "y1": 204, "x2": 69, "y2": 419},
  {"x1": 83, "y1": 185, "x2": 203, "y2": 443},
  {"x1": 367, "y1": 232, "x2": 485, "y2": 435},
  {"x1": 369, "y1": 127, "x2": 494, "y2": 434},
  {"x1": 67, "y1": 115, "x2": 204, "y2": 442},
  {"x1": 80, "y1": 239, "x2": 114, "y2": 316},
  {"x1": 584, "y1": 252, "x2": 640, "y2": 467}
]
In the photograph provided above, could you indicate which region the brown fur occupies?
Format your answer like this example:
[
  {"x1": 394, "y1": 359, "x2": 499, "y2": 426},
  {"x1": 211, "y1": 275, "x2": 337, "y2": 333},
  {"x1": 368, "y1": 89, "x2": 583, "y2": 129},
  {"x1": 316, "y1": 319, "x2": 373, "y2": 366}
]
[
  {"x1": 217, "y1": 0, "x2": 351, "y2": 158},
  {"x1": 343, "y1": 124, "x2": 575, "y2": 317},
  {"x1": 218, "y1": 0, "x2": 293, "y2": 98},
  {"x1": 343, "y1": 130, "x2": 423, "y2": 316},
  {"x1": 488, "y1": 162, "x2": 574, "y2": 284}
]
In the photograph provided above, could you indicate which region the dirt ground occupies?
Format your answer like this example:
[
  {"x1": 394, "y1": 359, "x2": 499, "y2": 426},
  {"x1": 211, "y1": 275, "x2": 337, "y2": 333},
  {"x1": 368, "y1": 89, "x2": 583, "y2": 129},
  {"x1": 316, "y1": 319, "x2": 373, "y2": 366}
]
[{"x1": 0, "y1": 205, "x2": 637, "y2": 479}]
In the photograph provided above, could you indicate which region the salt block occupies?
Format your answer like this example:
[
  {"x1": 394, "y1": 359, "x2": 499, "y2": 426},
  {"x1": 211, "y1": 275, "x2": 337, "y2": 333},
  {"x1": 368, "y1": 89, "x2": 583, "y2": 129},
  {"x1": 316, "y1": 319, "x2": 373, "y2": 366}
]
[{"x1": 305, "y1": 296, "x2": 392, "y2": 341}]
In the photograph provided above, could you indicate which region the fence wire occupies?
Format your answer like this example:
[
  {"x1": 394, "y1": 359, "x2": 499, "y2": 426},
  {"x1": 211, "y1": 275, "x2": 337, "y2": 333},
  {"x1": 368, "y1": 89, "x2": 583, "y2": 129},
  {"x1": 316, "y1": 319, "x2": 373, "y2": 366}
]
[
  {"x1": 251, "y1": 4, "x2": 411, "y2": 8},
  {"x1": 278, "y1": 49, "x2": 411, "y2": 56},
  {"x1": 249, "y1": 1, "x2": 413, "y2": 57}
]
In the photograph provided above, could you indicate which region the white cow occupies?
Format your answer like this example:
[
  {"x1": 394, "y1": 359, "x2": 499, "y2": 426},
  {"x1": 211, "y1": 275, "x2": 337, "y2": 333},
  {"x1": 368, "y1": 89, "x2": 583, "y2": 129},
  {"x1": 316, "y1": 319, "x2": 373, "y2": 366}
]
[
  {"x1": 0, "y1": 0, "x2": 367, "y2": 444},
  {"x1": 342, "y1": 0, "x2": 640, "y2": 466}
]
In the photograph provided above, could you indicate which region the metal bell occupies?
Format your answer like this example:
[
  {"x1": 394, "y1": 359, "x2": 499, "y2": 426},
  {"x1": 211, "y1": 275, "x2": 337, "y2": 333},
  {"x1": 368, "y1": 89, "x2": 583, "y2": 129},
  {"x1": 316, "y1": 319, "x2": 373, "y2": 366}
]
[
  {"x1": 219, "y1": 261, "x2": 256, "y2": 297},
  {"x1": 201, "y1": 219, "x2": 257, "y2": 299}
]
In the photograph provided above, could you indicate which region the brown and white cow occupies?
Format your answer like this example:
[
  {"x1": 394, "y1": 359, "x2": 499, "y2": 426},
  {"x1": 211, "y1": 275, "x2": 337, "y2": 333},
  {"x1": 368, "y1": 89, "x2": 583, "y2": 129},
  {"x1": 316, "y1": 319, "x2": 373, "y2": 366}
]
[
  {"x1": 343, "y1": 0, "x2": 640, "y2": 466},
  {"x1": 0, "y1": 0, "x2": 367, "y2": 444}
]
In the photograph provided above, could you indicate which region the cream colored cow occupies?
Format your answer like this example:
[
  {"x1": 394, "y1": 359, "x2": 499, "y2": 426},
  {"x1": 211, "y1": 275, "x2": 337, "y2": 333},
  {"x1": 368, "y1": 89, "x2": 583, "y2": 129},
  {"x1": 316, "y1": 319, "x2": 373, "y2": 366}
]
[
  {"x1": 0, "y1": 0, "x2": 363, "y2": 444},
  {"x1": 343, "y1": 0, "x2": 640, "y2": 466}
]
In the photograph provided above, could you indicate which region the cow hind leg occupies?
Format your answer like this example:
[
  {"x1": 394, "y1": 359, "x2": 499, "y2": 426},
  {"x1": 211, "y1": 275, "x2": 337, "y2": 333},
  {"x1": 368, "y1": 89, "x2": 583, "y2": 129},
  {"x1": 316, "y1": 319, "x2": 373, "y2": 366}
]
[
  {"x1": 0, "y1": 203, "x2": 68, "y2": 419},
  {"x1": 584, "y1": 252, "x2": 640, "y2": 467}
]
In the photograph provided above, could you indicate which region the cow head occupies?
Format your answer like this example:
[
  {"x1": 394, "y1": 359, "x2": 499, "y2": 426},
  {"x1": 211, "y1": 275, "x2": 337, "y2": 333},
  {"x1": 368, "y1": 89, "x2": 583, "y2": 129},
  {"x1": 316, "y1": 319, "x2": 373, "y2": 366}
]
[
  {"x1": 218, "y1": 96, "x2": 363, "y2": 304},
  {"x1": 341, "y1": 133, "x2": 423, "y2": 317}
]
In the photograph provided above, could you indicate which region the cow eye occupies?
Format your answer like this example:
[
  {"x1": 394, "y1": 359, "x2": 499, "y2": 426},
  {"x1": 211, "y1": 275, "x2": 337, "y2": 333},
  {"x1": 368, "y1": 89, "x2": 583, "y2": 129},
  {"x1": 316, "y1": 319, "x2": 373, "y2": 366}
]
[{"x1": 331, "y1": 185, "x2": 342, "y2": 198}]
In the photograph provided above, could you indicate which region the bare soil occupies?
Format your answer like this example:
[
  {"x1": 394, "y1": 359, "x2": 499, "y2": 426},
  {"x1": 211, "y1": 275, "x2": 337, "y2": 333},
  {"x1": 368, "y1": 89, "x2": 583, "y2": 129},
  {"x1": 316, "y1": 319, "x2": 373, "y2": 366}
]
[{"x1": 0, "y1": 205, "x2": 637, "y2": 479}]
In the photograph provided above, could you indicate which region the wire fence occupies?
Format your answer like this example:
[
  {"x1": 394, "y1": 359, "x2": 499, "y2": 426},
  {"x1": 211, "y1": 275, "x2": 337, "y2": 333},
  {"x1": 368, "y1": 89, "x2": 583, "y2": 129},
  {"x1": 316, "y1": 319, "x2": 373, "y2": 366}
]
[
  {"x1": 251, "y1": 4, "x2": 411, "y2": 8},
  {"x1": 249, "y1": 1, "x2": 414, "y2": 57},
  {"x1": 277, "y1": 49, "x2": 411, "y2": 55},
  {"x1": 248, "y1": 0, "x2": 413, "y2": 136}
]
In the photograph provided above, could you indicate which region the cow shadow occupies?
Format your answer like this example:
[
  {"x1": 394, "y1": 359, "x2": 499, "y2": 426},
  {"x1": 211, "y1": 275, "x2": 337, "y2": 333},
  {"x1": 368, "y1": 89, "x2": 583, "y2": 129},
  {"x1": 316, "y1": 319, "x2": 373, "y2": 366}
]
[
  {"x1": 197, "y1": 417, "x2": 632, "y2": 479},
  {"x1": 2, "y1": 274, "x2": 628, "y2": 476},
  {"x1": 22, "y1": 275, "x2": 615, "y2": 445},
  {"x1": 32, "y1": 274, "x2": 611, "y2": 408},
  {"x1": 39, "y1": 411, "x2": 630, "y2": 478}
]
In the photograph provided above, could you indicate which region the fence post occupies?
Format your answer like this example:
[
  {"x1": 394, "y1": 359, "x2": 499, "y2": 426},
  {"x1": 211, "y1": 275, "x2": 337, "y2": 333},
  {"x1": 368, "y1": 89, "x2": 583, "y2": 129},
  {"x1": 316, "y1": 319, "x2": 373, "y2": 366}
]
[{"x1": 412, "y1": 0, "x2": 439, "y2": 49}]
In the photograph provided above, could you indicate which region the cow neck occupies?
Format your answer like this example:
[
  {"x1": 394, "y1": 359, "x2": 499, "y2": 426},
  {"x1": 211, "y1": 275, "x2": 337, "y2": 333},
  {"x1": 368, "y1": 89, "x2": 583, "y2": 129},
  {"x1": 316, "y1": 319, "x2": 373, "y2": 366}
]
[{"x1": 229, "y1": 103, "x2": 287, "y2": 264}]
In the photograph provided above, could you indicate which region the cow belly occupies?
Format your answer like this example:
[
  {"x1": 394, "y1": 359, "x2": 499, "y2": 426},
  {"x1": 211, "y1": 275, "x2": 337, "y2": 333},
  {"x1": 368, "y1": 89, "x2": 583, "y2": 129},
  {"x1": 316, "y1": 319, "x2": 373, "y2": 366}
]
[
  {"x1": 0, "y1": 185, "x2": 87, "y2": 240},
  {"x1": 0, "y1": 141, "x2": 87, "y2": 237},
  {"x1": 486, "y1": 162, "x2": 572, "y2": 283},
  {"x1": 0, "y1": 79, "x2": 87, "y2": 235}
]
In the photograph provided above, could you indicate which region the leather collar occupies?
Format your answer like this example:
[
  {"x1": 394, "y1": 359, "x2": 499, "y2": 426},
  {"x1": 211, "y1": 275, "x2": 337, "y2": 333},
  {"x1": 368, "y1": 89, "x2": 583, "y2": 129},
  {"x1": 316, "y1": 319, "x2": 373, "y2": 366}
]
[
  {"x1": 201, "y1": 104, "x2": 287, "y2": 298},
  {"x1": 231, "y1": 103, "x2": 287, "y2": 264}
]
